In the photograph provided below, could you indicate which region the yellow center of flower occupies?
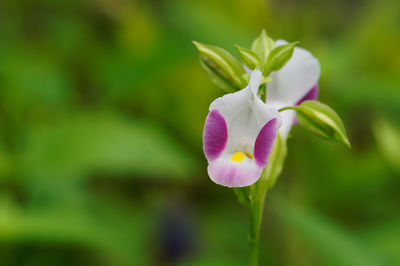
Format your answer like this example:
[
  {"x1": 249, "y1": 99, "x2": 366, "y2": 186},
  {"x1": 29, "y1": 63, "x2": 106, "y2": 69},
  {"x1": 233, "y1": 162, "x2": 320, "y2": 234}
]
[
  {"x1": 231, "y1": 152, "x2": 253, "y2": 162},
  {"x1": 231, "y1": 152, "x2": 245, "y2": 162}
]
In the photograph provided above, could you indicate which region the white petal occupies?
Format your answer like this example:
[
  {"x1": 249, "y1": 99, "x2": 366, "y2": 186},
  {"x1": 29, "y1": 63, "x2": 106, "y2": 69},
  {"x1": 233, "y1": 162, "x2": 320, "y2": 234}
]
[
  {"x1": 253, "y1": 96, "x2": 282, "y2": 130},
  {"x1": 278, "y1": 109, "x2": 296, "y2": 138},
  {"x1": 209, "y1": 86, "x2": 251, "y2": 121},
  {"x1": 249, "y1": 69, "x2": 262, "y2": 95},
  {"x1": 209, "y1": 70, "x2": 280, "y2": 153},
  {"x1": 267, "y1": 40, "x2": 321, "y2": 106},
  {"x1": 208, "y1": 154, "x2": 262, "y2": 187}
]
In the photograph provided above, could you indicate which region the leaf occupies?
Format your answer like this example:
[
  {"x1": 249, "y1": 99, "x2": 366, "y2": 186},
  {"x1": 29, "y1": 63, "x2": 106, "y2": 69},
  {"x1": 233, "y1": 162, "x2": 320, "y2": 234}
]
[
  {"x1": 0, "y1": 135, "x2": 12, "y2": 180},
  {"x1": 264, "y1": 42, "x2": 298, "y2": 74},
  {"x1": 274, "y1": 201, "x2": 387, "y2": 266},
  {"x1": 0, "y1": 198, "x2": 149, "y2": 266},
  {"x1": 235, "y1": 45, "x2": 261, "y2": 70},
  {"x1": 283, "y1": 100, "x2": 351, "y2": 148},
  {"x1": 18, "y1": 112, "x2": 196, "y2": 182},
  {"x1": 373, "y1": 118, "x2": 400, "y2": 169},
  {"x1": 193, "y1": 41, "x2": 245, "y2": 89},
  {"x1": 251, "y1": 29, "x2": 275, "y2": 64},
  {"x1": 363, "y1": 217, "x2": 400, "y2": 264}
]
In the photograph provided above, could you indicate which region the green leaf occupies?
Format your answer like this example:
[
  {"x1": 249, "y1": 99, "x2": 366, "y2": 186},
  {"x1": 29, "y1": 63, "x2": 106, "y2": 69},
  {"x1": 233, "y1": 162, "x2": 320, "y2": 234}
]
[
  {"x1": 283, "y1": 100, "x2": 351, "y2": 148},
  {"x1": 373, "y1": 118, "x2": 400, "y2": 169},
  {"x1": 275, "y1": 201, "x2": 386, "y2": 266},
  {"x1": 251, "y1": 29, "x2": 275, "y2": 64},
  {"x1": 193, "y1": 41, "x2": 245, "y2": 89},
  {"x1": 363, "y1": 217, "x2": 400, "y2": 264},
  {"x1": 18, "y1": 112, "x2": 196, "y2": 182},
  {"x1": 0, "y1": 198, "x2": 150, "y2": 266},
  {"x1": 235, "y1": 45, "x2": 261, "y2": 70},
  {"x1": 264, "y1": 41, "x2": 298, "y2": 74}
]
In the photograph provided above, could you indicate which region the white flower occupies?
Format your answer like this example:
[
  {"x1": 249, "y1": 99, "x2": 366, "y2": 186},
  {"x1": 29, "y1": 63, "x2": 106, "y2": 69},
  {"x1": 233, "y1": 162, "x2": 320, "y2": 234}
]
[
  {"x1": 267, "y1": 40, "x2": 321, "y2": 137},
  {"x1": 203, "y1": 70, "x2": 281, "y2": 187}
]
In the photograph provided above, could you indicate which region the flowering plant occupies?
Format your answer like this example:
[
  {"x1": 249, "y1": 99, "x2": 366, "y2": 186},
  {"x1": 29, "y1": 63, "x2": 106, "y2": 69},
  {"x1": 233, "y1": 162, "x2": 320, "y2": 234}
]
[{"x1": 194, "y1": 30, "x2": 350, "y2": 266}]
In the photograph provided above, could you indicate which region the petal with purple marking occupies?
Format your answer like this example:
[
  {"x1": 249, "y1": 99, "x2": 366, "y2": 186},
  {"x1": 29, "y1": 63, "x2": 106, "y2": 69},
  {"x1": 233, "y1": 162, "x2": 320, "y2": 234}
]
[
  {"x1": 267, "y1": 40, "x2": 320, "y2": 106},
  {"x1": 203, "y1": 70, "x2": 282, "y2": 188},
  {"x1": 296, "y1": 84, "x2": 319, "y2": 106},
  {"x1": 203, "y1": 110, "x2": 228, "y2": 161},
  {"x1": 254, "y1": 118, "x2": 278, "y2": 168},
  {"x1": 290, "y1": 84, "x2": 319, "y2": 127}
]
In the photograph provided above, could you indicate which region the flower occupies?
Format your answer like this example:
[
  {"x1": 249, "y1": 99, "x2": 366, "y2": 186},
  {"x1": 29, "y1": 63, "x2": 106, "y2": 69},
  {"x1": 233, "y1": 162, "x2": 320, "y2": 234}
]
[
  {"x1": 267, "y1": 40, "x2": 321, "y2": 137},
  {"x1": 203, "y1": 70, "x2": 281, "y2": 187}
]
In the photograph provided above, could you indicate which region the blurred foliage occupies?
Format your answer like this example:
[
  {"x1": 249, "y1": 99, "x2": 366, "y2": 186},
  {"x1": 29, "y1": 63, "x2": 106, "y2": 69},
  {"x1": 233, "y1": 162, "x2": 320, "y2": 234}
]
[{"x1": 0, "y1": 0, "x2": 399, "y2": 265}]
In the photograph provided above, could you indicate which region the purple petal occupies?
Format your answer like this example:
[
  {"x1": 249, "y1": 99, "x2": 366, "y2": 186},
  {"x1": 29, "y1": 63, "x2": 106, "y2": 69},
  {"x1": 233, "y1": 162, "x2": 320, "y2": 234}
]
[
  {"x1": 254, "y1": 118, "x2": 278, "y2": 168},
  {"x1": 203, "y1": 110, "x2": 228, "y2": 161},
  {"x1": 296, "y1": 84, "x2": 319, "y2": 106},
  {"x1": 208, "y1": 158, "x2": 262, "y2": 187}
]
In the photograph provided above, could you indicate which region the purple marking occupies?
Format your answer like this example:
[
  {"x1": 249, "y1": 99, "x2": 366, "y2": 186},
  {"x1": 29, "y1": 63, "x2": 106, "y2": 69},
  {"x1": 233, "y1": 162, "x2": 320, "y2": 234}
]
[
  {"x1": 292, "y1": 84, "x2": 319, "y2": 125},
  {"x1": 203, "y1": 109, "x2": 228, "y2": 161},
  {"x1": 296, "y1": 84, "x2": 319, "y2": 106},
  {"x1": 254, "y1": 118, "x2": 278, "y2": 168}
]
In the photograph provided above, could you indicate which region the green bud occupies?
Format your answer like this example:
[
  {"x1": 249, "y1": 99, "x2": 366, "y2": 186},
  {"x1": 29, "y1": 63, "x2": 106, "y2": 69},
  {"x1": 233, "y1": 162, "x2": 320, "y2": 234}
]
[
  {"x1": 235, "y1": 45, "x2": 261, "y2": 70},
  {"x1": 242, "y1": 73, "x2": 250, "y2": 83},
  {"x1": 251, "y1": 29, "x2": 275, "y2": 64},
  {"x1": 282, "y1": 100, "x2": 351, "y2": 148},
  {"x1": 199, "y1": 60, "x2": 237, "y2": 92},
  {"x1": 193, "y1": 41, "x2": 246, "y2": 89},
  {"x1": 264, "y1": 41, "x2": 298, "y2": 75}
]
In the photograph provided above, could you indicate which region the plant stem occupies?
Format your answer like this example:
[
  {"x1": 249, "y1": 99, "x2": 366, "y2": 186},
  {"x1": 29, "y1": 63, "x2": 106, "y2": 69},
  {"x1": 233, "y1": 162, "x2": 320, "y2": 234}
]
[
  {"x1": 278, "y1": 106, "x2": 296, "y2": 112},
  {"x1": 259, "y1": 83, "x2": 267, "y2": 103},
  {"x1": 249, "y1": 239, "x2": 259, "y2": 266},
  {"x1": 248, "y1": 195, "x2": 266, "y2": 266}
]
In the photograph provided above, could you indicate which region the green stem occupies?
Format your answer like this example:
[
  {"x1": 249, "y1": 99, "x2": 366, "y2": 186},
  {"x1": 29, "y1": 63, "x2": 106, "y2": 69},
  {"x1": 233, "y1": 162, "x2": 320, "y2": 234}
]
[
  {"x1": 249, "y1": 239, "x2": 259, "y2": 266},
  {"x1": 278, "y1": 106, "x2": 296, "y2": 112},
  {"x1": 248, "y1": 196, "x2": 265, "y2": 266},
  {"x1": 259, "y1": 83, "x2": 267, "y2": 103}
]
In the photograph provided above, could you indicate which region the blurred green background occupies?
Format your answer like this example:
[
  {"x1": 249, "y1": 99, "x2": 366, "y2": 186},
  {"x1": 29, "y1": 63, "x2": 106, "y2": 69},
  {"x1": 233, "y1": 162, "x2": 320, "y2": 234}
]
[{"x1": 0, "y1": 0, "x2": 399, "y2": 265}]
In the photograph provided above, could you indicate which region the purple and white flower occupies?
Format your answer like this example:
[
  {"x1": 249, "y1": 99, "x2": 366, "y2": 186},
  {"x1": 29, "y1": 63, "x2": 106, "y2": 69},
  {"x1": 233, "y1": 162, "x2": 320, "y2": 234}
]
[
  {"x1": 203, "y1": 70, "x2": 281, "y2": 187},
  {"x1": 202, "y1": 41, "x2": 320, "y2": 188},
  {"x1": 267, "y1": 40, "x2": 321, "y2": 137}
]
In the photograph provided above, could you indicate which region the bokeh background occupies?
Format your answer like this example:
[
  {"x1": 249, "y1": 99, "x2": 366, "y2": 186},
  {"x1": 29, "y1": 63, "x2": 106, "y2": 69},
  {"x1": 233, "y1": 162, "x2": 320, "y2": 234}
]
[{"x1": 0, "y1": 0, "x2": 400, "y2": 265}]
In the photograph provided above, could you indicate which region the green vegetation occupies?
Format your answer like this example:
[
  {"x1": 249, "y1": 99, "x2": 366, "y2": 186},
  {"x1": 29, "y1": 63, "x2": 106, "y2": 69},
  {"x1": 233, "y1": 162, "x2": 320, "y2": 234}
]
[{"x1": 0, "y1": 0, "x2": 399, "y2": 265}]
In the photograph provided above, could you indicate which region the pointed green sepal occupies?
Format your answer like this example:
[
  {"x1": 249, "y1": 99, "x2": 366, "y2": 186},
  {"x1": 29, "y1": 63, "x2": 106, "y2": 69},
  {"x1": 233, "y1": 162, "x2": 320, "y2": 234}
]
[
  {"x1": 235, "y1": 45, "x2": 261, "y2": 70},
  {"x1": 199, "y1": 59, "x2": 237, "y2": 92},
  {"x1": 193, "y1": 41, "x2": 246, "y2": 89},
  {"x1": 264, "y1": 41, "x2": 298, "y2": 75},
  {"x1": 281, "y1": 100, "x2": 351, "y2": 148},
  {"x1": 251, "y1": 29, "x2": 275, "y2": 65}
]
